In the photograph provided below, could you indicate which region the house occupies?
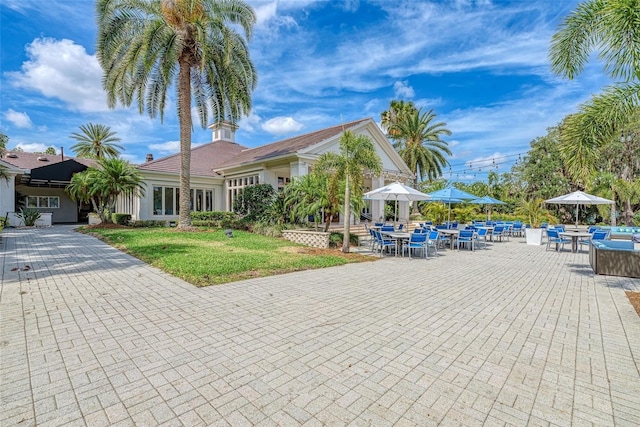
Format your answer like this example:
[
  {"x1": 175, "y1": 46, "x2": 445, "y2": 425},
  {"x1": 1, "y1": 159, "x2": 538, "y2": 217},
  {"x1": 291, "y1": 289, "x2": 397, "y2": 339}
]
[
  {"x1": 0, "y1": 117, "x2": 413, "y2": 225},
  {"x1": 0, "y1": 151, "x2": 96, "y2": 225},
  {"x1": 124, "y1": 117, "x2": 414, "y2": 224}
]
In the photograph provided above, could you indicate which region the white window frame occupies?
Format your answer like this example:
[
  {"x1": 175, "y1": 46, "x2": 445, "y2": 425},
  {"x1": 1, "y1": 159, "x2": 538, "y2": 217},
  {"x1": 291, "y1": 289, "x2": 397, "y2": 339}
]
[{"x1": 26, "y1": 196, "x2": 60, "y2": 208}]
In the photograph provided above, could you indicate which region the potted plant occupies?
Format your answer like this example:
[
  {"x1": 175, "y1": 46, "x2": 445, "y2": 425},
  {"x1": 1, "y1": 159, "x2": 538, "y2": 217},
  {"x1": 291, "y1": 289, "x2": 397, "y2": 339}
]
[{"x1": 516, "y1": 198, "x2": 546, "y2": 245}]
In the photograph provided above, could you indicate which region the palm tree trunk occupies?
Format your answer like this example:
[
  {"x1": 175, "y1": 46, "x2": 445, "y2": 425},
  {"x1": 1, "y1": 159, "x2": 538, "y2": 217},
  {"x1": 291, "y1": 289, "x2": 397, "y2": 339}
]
[
  {"x1": 342, "y1": 176, "x2": 351, "y2": 253},
  {"x1": 178, "y1": 60, "x2": 192, "y2": 229}
]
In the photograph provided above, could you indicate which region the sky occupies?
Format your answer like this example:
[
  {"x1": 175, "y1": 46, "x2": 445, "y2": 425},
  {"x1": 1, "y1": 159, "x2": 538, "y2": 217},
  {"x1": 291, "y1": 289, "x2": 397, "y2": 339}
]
[{"x1": 0, "y1": 0, "x2": 613, "y2": 182}]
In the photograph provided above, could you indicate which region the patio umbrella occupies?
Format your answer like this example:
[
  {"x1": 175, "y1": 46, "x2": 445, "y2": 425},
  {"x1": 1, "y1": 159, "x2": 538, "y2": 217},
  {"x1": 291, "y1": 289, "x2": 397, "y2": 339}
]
[
  {"x1": 364, "y1": 181, "x2": 431, "y2": 224},
  {"x1": 470, "y1": 195, "x2": 506, "y2": 221},
  {"x1": 545, "y1": 190, "x2": 614, "y2": 227},
  {"x1": 426, "y1": 187, "x2": 478, "y2": 223}
]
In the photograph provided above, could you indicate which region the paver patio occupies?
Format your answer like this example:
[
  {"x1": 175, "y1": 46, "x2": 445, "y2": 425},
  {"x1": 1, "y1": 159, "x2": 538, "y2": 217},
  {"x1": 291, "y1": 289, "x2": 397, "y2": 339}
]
[{"x1": 1, "y1": 225, "x2": 640, "y2": 426}]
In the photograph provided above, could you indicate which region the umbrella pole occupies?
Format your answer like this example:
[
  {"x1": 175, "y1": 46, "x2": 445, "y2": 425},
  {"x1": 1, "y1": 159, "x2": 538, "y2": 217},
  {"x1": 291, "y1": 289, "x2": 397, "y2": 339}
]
[{"x1": 576, "y1": 204, "x2": 579, "y2": 228}]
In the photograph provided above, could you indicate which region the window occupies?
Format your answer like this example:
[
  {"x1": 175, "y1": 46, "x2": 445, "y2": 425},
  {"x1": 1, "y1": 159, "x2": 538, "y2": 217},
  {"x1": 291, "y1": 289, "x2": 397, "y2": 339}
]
[
  {"x1": 152, "y1": 186, "x2": 213, "y2": 215},
  {"x1": 26, "y1": 196, "x2": 59, "y2": 208},
  {"x1": 226, "y1": 174, "x2": 260, "y2": 211}
]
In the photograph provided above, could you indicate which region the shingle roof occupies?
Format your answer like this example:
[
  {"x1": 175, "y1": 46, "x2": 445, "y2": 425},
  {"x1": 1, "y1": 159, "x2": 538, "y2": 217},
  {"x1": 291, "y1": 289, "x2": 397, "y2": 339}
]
[
  {"x1": 137, "y1": 140, "x2": 247, "y2": 177},
  {"x1": 215, "y1": 118, "x2": 371, "y2": 170},
  {"x1": 1, "y1": 151, "x2": 96, "y2": 171}
]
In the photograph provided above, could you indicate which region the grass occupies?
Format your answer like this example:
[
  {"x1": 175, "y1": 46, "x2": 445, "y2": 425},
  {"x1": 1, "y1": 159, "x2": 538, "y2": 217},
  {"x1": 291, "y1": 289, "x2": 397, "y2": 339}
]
[{"x1": 81, "y1": 226, "x2": 374, "y2": 286}]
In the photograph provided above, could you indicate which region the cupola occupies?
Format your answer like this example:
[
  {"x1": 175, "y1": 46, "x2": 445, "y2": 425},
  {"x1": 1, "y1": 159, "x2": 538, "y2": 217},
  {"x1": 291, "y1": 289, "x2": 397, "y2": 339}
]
[{"x1": 208, "y1": 120, "x2": 238, "y2": 143}]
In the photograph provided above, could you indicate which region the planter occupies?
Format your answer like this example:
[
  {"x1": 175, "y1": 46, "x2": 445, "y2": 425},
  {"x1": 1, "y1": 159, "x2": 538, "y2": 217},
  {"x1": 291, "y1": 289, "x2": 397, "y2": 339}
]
[{"x1": 525, "y1": 228, "x2": 543, "y2": 245}]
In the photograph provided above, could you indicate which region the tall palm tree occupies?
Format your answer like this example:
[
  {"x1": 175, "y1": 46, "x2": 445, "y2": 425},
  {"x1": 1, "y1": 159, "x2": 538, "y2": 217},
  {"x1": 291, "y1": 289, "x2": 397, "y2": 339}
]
[
  {"x1": 315, "y1": 131, "x2": 382, "y2": 253},
  {"x1": 0, "y1": 133, "x2": 8, "y2": 157},
  {"x1": 96, "y1": 0, "x2": 257, "y2": 228},
  {"x1": 389, "y1": 108, "x2": 452, "y2": 183},
  {"x1": 381, "y1": 100, "x2": 417, "y2": 146},
  {"x1": 70, "y1": 123, "x2": 124, "y2": 159}
]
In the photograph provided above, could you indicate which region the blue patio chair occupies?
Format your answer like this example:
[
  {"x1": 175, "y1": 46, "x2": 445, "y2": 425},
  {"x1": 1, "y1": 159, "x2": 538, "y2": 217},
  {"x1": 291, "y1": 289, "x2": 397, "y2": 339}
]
[
  {"x1": 492, "y1": 225, "x2": 506, "y2": 242},
  {"x1": 373, "y1": 230, "x2": 397, "y2": 257},
  {"x1": 403, "y1": 232, "x2": 428, "y2": 259},
  {"x1": 475, "y1": 227, "x2": 489, "y2": 249},
  {"x1": 426, "y1": 230, "x2": 439, "y2": 256},
  {"x1": 457, "y1": 230, "x2": 475, "y2": 251},
  {"x1": 437, "y1": 231, "x2": 451, "y2": 249},
  {"x1": 511, "y1": 222, "x2": 524, "y2": 237},
  {"x1": 397, "y1": 223, "x2": 404, "y2": 231},
  {"x1": 578, "y1": 229, "x2": 609, "y2": 251},
  {"x1": 546, "y1": 228, "x2": 570, "y2": 252},
  {"x1": 380, "y1": 225, "x2": 395, "y2": 233},
  {"x1": 374, "y1": 222, "x2": 384, "y2": 227}
]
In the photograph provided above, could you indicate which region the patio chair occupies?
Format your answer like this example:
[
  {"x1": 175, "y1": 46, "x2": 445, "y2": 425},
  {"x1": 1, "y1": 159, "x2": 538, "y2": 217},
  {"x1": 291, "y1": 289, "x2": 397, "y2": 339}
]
[
  {"x1": 380, "y1": 225, "x2": 395, "y2": 233},
  {"x1": 511, "y1": 222, "x2": 524, "y2": 237},
  {"x1": 475, "y1": 227, "x2": 489, "y2": 249},
  {"x1": 578, "y1": 229, "x2": 609, "y2": 251},
  {"x1": 426, "y1": 230, "x2": 439, "y2": 256},
  {"x1": 492, "y1": 225, "x2": 506, "y2": 242},
  {"x1": 457, "y1": 230, "x2": 475, "y2": 251},
  {"x1": 403, "y1": 232, "x2": 428, "y2": 259},
  {"x1": 546, "y1": 228, "x2": 570, "y2": 252},
  {"x1": 437, "y1": 232, "x2": 451, "y2": 249},
  {"x1": 373, "y1": 230, "x2": 397, "y2": 257}
]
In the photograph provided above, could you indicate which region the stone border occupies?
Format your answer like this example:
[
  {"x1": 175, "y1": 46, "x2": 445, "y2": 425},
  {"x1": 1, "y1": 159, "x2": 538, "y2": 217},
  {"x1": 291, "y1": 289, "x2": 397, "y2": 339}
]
[{"x1": 282, "y1": 230, "x2": 330, "y2": 249}]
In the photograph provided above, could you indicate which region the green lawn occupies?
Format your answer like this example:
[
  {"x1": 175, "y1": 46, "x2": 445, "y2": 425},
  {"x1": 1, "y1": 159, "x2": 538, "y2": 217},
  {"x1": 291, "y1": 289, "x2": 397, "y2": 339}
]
[{"x1": 82, "y1": 227, "x2": 373, "y2": 286}]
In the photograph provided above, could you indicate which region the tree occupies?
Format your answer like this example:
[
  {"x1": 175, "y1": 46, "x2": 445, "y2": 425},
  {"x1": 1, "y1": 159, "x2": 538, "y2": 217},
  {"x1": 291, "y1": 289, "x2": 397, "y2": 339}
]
[
  {"x1": 233, "y1": 183, "x2": 275, "y2": 222},
  {"x1": 97, "y1": 0, "x2": 257, "y2": 229},
  {"x1": 550, "y1": 0, "x2": 640, "y2": 172},
  {"x1": 67, "y1": 158, "x2": 145, "y2": 223},
  {"x1": 387, "y1": 108, "x2": 452, "y2": 183},
  {"x1": 314, "y1": 131, "x2": 382, "y2": 253},
  {"x1": 0, "y1": 133, "x2": 7, "y2": 157},
  {"x1": 45, "y1": 147, "x2": 57, "y2": 155},
  {"x1": 285, "y1": 174, "x2": 326, "y2": 230},
  {"x1": 381, "y1": 100, "x2": 417, "y2": 145},
  {"x1": 70, "y1": 123, "x2": 123, "y2": 159}
]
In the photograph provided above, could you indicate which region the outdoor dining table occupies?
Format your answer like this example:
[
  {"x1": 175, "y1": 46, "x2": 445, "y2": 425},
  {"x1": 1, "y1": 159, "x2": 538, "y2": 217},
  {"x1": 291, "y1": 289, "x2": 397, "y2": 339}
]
[
  {"x1": 559, "y1": 231, "x2": 593, "y2": 253},
  {"x1": 380, "y1": 231, "x2": 411, "y2": 256}
]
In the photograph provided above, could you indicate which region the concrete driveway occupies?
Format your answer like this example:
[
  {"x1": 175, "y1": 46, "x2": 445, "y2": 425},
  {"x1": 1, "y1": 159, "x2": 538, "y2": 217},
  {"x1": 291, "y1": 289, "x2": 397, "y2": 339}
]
[{"x1": 1, "y1": 226, "x2": 640, "y2": 426}]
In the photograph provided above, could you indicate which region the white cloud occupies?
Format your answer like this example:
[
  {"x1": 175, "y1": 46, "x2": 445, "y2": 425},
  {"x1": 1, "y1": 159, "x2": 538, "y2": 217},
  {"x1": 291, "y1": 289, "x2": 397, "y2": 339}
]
[
  {"x1": 15, "y1": 142, "x2": 49, "y2": 153},
  {"x1": 148, "y1": 141, "x2": 181, "y2": 154},
  {"x1": 5, "y1": 109, "x2": 34, "y2": 129},
  {"x1": 262, "y1": 116, "x2": 304, "y2": 135},
  {"x1": 393, "y1": 81, "x2": 415, "y2": 99},
  {"x1": 238, "y1": 112, "x2": 263, "y2": 133},
  {"x1": 7, "y1": 38, "x2": 108, "y2": 113},
  {"x1": 120, "y1": 153, "x2": 144, "y2": 165}
]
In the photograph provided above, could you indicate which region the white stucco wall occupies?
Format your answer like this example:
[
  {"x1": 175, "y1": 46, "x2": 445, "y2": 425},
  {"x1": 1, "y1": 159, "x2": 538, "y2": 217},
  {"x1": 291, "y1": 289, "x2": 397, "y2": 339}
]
[{"x1": 0, "y1": 174, "x2": 15, "y2": 220}]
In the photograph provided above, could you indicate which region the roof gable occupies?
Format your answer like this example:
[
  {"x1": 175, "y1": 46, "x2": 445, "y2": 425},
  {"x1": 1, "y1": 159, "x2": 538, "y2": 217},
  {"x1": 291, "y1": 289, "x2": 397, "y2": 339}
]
[{"x1": 215, "y1": 118, "x2": 370, "y2": 170}]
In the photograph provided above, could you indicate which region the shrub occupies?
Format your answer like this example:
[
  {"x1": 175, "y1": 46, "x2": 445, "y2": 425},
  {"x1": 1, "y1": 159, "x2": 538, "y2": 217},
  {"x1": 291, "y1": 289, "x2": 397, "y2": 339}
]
[
  {"x1": 16, "y1": 208, "x2": 41, "y2": 226},
  {"x1": 329, "y1": 232, "x2": 359, "y2": 248},
  {"x1": 232, "y1": 184, "x2": 276, "y2": 222},
  {"x1": 190, "y1": 211, "x2": 246, "y2": 229},
  {"x1": 0, "y1": 217, "x2": 6, "y2": 228},
  {"x1": 250, "y1": 222, "x2": 285, "y2": 237},
  {"x1": 111, "y1": 213, "x2": 132, "y2": 225}
]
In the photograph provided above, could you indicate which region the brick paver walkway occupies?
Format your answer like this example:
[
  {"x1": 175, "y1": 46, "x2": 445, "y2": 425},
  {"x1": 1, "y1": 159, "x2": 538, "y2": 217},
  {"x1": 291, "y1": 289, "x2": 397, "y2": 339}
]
[{"x1": 1, "y1": 226, "x2": 640, "y2": 426}]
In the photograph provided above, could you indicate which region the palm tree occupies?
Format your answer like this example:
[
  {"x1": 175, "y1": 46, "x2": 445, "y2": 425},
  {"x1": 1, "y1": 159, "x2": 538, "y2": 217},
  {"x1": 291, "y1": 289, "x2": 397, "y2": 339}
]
[
  {"x1": 550, "y1": 0, "x2": 640, "y2": 167},
  {"x1": 314, "y1": 131, "x2": 382, "y2": 253},
  {"x1": 381, "y1": 100, "x2": 417, "y2": 145},
  {"x1": 0, "y1": 133, "x2": 7, "y2": 157},
  {"x1": 67, "y1": 158, "x2": 145, "y2": 223},
  {"x1": 96, "y1": 0, "x2": 257, "y2": 229},
  {"x1": 285, "y1": 174, "x2": 326, "y2": 230},
  {"x1": 70, "y1": 123, "x2": 123, "y2": 159},
  {"x1": 389, "y1": 108, "x2": 452, "y2": 183}
]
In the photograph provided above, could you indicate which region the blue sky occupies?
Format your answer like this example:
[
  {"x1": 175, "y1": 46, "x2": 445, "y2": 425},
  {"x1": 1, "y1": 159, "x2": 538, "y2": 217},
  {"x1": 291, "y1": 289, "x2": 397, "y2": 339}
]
[{"x1": 1, "y1": 0, "x2": 611, "y2": 181}]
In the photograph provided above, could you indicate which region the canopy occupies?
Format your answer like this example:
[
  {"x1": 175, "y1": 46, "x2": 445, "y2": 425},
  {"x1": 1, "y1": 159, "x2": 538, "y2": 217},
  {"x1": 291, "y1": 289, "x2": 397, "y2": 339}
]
[
  {"x1": 469, "y1": 195, "x2": 506, "y2": 221},
  {"x1": 364, "y1": 181, "x2": 430, "y2": 223},
  {"x1": 545, "y1": 190, "x2": 614, "y2": 227},
  {"x1": 426, "y1": 187, "x2": 477, "y2": 223}
]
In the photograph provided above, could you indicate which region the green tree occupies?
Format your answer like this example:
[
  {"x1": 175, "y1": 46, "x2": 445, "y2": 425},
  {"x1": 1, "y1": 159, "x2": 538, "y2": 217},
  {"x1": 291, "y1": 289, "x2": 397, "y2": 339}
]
[
  {"x1": 550, "y1": 0, "x2": 640, "y2": 177},
  {"x1": 70, "y1": 123, "x2": 123, "y2": 159},
  {"x1": 314, "y1": 131, "x2": 382, "y2": 252},
  {"x1": 285, "y1": 174, "x2": 326, "y2": 230},
  {"x1": 233, "y1": 183, "x2": 275, "y2": 222},
  {"x1": 381, "y1": 100, "x2": 417, "y2": 144},
  {"x1": 386, "y1": 108, "x2": 452, "y2": 183},
  {"x1": 0, "y1": 133, "x2": 7, "y2": 157},
  {"x1": 45, "y1": 147, "x2": 57, "y2": 155},
  {"x1": 67, "y1": 158, "x2": 145, "y2": 223},
  {"x1": 96, "y1": 0, "x2": 257, "y2": 229}
]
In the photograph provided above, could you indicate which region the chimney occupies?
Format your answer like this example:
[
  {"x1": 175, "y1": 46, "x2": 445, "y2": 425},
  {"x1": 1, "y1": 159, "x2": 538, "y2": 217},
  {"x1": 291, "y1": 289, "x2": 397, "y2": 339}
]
[
  {"x1": 60, "y1": 146, "x2": 64, "y2": 161},
  {"x1": 145, "y1": 153, "x2": 154, "y2": 162}
]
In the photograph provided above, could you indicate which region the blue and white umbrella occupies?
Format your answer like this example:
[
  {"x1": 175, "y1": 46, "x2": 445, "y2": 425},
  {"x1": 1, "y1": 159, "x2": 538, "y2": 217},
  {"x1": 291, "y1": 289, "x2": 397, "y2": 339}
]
[{"x1": 426, "y1": 187, "x2": 477, "y2": 223}]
